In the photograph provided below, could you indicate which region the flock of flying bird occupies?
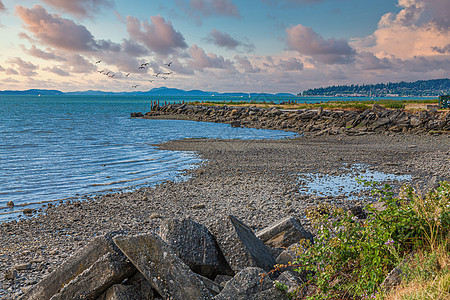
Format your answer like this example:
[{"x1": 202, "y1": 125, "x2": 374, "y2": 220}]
[{"x1": 95, "y1": 60, "x2": 174, "y2": 89}]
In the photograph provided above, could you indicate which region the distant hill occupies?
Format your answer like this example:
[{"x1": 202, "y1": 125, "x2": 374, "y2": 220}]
[
  {"x1": 301, "y1": 79, "x2": 450, "y2": 97},
  {"x1": 2, "y1": 87, "x2": 295, "y2": 97},
  {"x1": 0, "y1": 89, "x2": 64, "y2": 95}
]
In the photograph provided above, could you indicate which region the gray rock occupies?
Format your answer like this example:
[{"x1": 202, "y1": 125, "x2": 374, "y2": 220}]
[
  {"x1": 50, "y1": 252, "x2": 135, "y2": 300},
  {"x1": 256, "y1": 217, "x2": 313, "y2": 248},
  {"x1": 214, "y1": 267, "x2": 288, "y2": 300},
  {"x1": 4, "y1": 268, "x2": 17, "y2": 281},
  {"x1": 230, "y1": 121, "x2": 241, "y2": 128},
  {"x1": 97, "y1": 284, "x2": 142, "y2": 300},
  {"x1": 196, "y1": 274, "x2": 223, "y2": 296},
  {"x1": 159, "y1": 218, "x2": 232, "y2": 279},
  {"x1": 209, "y1": 215, "x2": 276, "y2": 273},
  {"x1": 275, "y1": 270, "x2": 305, "y2": 294},
  {"x1": 113, "y1": 233, "x2": 213, "y2": 300},
  {"x1": 22, "y1": 232, "x2": 124, "y2": 300}
]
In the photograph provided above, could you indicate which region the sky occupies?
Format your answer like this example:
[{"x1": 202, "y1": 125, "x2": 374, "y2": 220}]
[{"x1": 0, "y1": 0, "x2": 449, "y2": 94}]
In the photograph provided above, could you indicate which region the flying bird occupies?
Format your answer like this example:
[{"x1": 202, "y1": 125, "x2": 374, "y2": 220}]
[
  {"x1": 105, "y1": 72, "x2": 111, "y2": 76},
  {"x1": 163, "y1": 72, "x2": 173, "y2": 75},
  {"x1": 132, "y1": 85, "x2": 139, "y2": 88},
  {"x1": 148, "y1": 80, "x2": 154, "y2": 82},
  {"x1": 162, "y1": 76, "x2": 168, "y2": 80},
  {"x1": 153, "y1": 72, "x2": 161, "y2": 77},
  {"x1": 109, "y1": 74, "x2": 115, "y2": 78},
  {"x1": 138, "y1": 66, "x2": 146, "y2": 70},
  {"x1": 125, "y1": 73, "x2": 130, "y2": 77},
  {"x1": 165, "y1": 61, "x2": 173, "y2": 67},
  {"x1": 141, "y1": 63, "x2": 150, "y2": 67},
  {"x1": 96, "y1": 60, "x2": 102, "y2": 64}
]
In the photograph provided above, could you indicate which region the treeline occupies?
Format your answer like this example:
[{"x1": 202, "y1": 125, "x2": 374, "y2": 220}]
[{"x1": 301, "y1": 78, "x2": 450, "y2": 97}]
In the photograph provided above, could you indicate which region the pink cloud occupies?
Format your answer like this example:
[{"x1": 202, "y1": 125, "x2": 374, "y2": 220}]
[
  {"x1": 22, "y1": 45, "x2": 66, "y2": 61},
  {"x1": 188, "y1": 44, "x2": 233, "y2": 70},
  {"x1": 0, "y1": 1, "x2": 5, "y2": 11},
  {"x1": 286, "y1": 24, "x2": 356, "y2": 64},
  {"x1": 5, "y1": 68, "x2": 19, "y2": 75},
  {"x1": 126, "y1": 15, "x2": 188, "y2": 56},
  {"x1": 44, "y1": 66, "x2": 70, "y2": 76},
  {"x1": 40, "y1": 0, "x2": 114, "y2": 18},
  {"x1": 8, "y1": 57, "x2": 39, "y2": 76},
  {"x1": 205, "y1": 29, "x2": 255, "y2": 52},
  {"x1": 16, "y1": 5, "x2": 98, "y2": 51}
]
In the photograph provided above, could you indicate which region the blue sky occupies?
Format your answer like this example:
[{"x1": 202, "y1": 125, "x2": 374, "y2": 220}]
[{"x1": 0, "y1": 0, "x2": 448, "y2": 93}]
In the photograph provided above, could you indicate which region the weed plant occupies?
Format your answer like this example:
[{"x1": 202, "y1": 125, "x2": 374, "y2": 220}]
[{"x1": 282, "y1": 181, "x2": 450, "y2": 299}]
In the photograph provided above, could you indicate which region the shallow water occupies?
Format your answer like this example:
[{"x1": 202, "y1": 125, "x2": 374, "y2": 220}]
[
  {"x1": 298, "y1": 164, "x2": 412, "y2": 200},
  {"x1": 0, "y1": 95, "x2": 297, "y2": 222}
]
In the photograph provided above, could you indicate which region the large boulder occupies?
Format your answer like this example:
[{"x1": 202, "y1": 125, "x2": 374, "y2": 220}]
[
  {"x1": 159, "y1": 218, "x2": 233, "y2": 278},
  {"x1": 97, "y1": 272, "x2": 154, "y2": 300},
  {"x1": 22, "y1": 232, "x2": 125, "y2": 300},
  {"x1": 256, "y1": 217, "x2": 313, "y2": 248},
  {"x1": 113, "y1": 233, "x2": 213, "y2": 300},
  {"x1": 49, "y1": 252, "x2": 135, "y2": 300},
  {"x1": 214, "y1": 267, "x2": 288, "y2": 300},
  {"x1": 208, "y1": 215, "x2": 276, "y2": 273}
]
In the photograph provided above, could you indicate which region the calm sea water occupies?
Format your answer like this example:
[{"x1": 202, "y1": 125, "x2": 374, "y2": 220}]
[
  {"x1": 0, "y1": 94, "x2": 433, "y2": 222},
  {"x1": 0, "y1": 95, "x2": 300, "y2": 221}
]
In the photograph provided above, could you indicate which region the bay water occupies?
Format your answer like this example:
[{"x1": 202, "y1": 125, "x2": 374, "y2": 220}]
[{"x1": 0, "y1": 95, "x2": 298, "y2": 221}]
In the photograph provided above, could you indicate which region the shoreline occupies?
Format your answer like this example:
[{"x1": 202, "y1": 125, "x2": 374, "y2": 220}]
[{"x1": 1, "y1": 133, "x2": 449, "y2": 298}]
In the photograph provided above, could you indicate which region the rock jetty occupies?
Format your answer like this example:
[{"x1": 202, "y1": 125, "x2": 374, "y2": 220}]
[
  {"x1": 133, "y1": 103, "x2": 450, "y2": 135},
  {"x1": 20, "y1": 215, "x2": 312, "y2": 300}
]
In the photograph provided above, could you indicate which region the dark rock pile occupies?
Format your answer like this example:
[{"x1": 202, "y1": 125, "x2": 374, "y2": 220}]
[
  {"x1": 135, "y1": 103, "x2": 450, "y2": 135},
  {"x1": 19, "y1": 215, "x2": 313, "y2": 300}
]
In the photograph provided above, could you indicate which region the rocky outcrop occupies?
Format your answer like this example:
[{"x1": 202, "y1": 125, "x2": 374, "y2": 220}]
[
  {"x1": 22, "y1": 216, "x2": 312, "y2": 300},
  {"x1": 134, "y1": 103, "x2": 450, "y2": 135}
]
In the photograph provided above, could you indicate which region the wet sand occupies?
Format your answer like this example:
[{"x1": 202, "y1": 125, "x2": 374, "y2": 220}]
[{"x1": 1, "y1": 133, "x2": 449, "y2": 298}]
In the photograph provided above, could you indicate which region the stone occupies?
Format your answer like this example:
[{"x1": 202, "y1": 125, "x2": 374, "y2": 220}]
[
  {"x1": 97, "y1": 284, "x2": 142, "y2": 300},
  {"x1": 196, "y1": 274, "x2": 222, "y2": 296},
  {"x1": 230, "y1": 120, "x2": 241, "y2": 128},
  {"x1": 7, "y1": 201, "x2": 14, "y2": 207},
  {"x1": 22, "y1": 232, "x2": 124, "y2": 300},
  {"x1": 214, "y1": 267, "x2": 288, "y2": 300},
  {"x1": 113, "y1": 233, "x2": 213, "y2": 300},
  {"x1": 209, "y1": 215, "x2": 276, "y2": 273},
  {"x1": 4, "y1": 268, "x2": 17, "y2": 281},
  {"x1": 380, "y1": 267, "x2": 403, "y2": 293},
  {"x1": 349, "y1": 205, "x2": 367, "y2": 219},
  {"x1": 275, "y1": 270, "x2": 305, "y2": 294},
  {"x1": 372, "y1": 104, "x2": 386, "y2": 115},
  {"x1": 50, "y1": 252, "x2": 136, "y2": 300},
  {"x1": 14, "y1": 263, "x2": 31, "y2": 271},
  {"x1": 256, "y1": 217, "x2": 313, "y2": 248},
  {"x1": 22, "y1": 208, "x2": 35, "y2": 215},
  {"x1": 159, "y1": 218, "x2": 232, "y2": 279},
  {"x1": 214, "y1": 275, "x2": 233, "y2": 287}
]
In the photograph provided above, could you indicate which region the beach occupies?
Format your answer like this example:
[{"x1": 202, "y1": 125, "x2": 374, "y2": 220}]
[{"x1": 1, "y1": 132, "x2": 449, "y2": 299}]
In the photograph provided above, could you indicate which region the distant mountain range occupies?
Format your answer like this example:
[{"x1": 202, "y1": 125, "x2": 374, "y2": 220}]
[
  {"x1": 0, "y1": 87, "x2": 294, "y2": 97},
  {"x1": 301, "y1": 78, "x2": 450, "y2": 97}
]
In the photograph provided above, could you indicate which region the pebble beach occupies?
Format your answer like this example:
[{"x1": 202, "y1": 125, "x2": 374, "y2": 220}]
[{"x1": 1, "y1": 131, "x2": 449, "y2": 298}]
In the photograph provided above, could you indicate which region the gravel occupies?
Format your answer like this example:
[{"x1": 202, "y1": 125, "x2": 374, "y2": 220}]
[{"x1": 0, "y1": 133, "x2": 449, "y2": 299}]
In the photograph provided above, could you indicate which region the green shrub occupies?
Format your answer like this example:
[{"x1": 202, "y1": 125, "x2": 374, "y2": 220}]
[{"x1": 289, "y1": 181, "x2": 450, "y2": 299}]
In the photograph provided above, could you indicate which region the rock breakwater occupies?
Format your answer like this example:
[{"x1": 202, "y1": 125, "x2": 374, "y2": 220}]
[{"x1": 134, "y1": 103, "x2": 450, "y2": 135}]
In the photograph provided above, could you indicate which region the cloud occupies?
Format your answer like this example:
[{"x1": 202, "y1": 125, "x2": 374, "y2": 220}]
[
  {"x1": 188, "y1": 44, "x2": 233, "y2": 70},
  {"x1": 126, "y1": 15, "x2": 188, "y2": 56},
  {"x1": 64, "y1": 54, "x2": 96, "y2": 73},
  {"x1": 354, "y1": 0, "x2": 450, "y2": 59},
  {"x1": 356, "y1": 52, "x2": 391, "y2": 70},
  {"x1": 205, "y1": 29, "x2": 255, "y2": 52},
  {"x1": 40, "y1": 0, "x2": 114, "y2": 18},
  {"x1": 8, "y1": 57, "x2": 39, "y2": 76},
  {"x1": 5, "y1": 68, "x2": 19, "y2": 75},
  {"x1": 44, "y1": 66, "x2": 70, "y2": 76},
  {"x1": 277, "y1": 57, "x2": 304, "y2": 70},
  {"x1": 190, "y1": 0, "x2": 240, "y2": 18},
  {"x1": 432, "y1": 44, "x2": 450, "y2": 54},
  {"x1": 22, "y1": 45, "x2": 66, "y2": 61},
  {"x1": 16, "y1": 5, "x2": 98, "y2": 51},
  {"x1": 286, "y1": 24, "x2": 356, "y2": 64},
  {"x1": 0, "y1": 1, "x2": 5, "y2": 12},
  {"x1": 234, "y1": 55, "x2": 261, "y2": 73}
]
